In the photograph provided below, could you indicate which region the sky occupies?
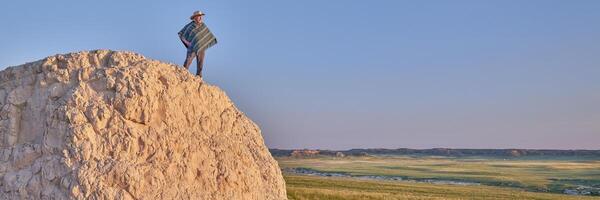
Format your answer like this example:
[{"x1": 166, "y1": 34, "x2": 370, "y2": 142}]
[{"x1": 1, "y1": 1, "x2": 599, "y2": 150}]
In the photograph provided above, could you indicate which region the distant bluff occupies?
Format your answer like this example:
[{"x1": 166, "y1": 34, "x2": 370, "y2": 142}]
[{"x1": 0, "y1": 50, "x2": 287, "y2": 199}]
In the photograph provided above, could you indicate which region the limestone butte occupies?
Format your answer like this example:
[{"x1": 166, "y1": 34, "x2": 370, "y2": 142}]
[{"x1": 0, "y1": 50, "x2": 287, "y2": 199}]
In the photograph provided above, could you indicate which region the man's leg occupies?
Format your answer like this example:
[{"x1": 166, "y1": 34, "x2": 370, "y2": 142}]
[
  {"x1": 196, "y1": 50, "x2": 205, "y2": 77},
  {"x1": 183, "y1": 50, "x2": 196, "y2": 70}
]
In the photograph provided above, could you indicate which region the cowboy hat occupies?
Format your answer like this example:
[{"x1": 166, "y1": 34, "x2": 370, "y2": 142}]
[{"x1": 190, "y1": 11, "x2": 205, "y2": 20}]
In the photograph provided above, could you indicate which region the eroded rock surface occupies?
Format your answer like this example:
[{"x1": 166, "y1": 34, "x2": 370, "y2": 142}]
[{"x1": 0, "y1": 50, "x2": 287, "y2": 199}]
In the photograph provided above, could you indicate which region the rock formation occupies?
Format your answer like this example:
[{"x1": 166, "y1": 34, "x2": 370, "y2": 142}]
[
  {"x1": 290, "y1": 150, "x2": 320, "y2": 158},
  {"x1": 0, "y1": 50, "x2": 287, "y2": 199}
]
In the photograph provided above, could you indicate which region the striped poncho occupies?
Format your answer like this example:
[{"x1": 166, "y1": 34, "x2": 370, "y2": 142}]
[{"x1": 178, "y1": 22, "x2": 218, "y2": 53}]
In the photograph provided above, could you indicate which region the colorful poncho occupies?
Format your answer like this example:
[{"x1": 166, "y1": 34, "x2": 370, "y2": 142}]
[{"x1": 178, "y1": 22, "x2": 218, "y2": 53}]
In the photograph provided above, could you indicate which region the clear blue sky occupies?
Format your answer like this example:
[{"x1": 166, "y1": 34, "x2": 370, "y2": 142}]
[{"x1": 1, "y1": 1, "x2": 599, "y2": 150}]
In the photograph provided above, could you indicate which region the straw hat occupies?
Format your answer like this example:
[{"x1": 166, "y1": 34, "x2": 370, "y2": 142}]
[{"x1": 190, "y1": 11, "x2": 205, "y2": 20}]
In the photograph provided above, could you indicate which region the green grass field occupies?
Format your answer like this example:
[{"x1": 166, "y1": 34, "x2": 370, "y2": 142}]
[
  {"x1": 285, "y1": 175, "x2": 598, "y2": 200},
  {"x1": 276, "y1": 155, "x2": 600, "y2": 199}
]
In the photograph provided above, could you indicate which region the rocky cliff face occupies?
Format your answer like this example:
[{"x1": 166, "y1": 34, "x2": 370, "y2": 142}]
[{"x1": 0, "y1": 50, "x2": 287, "y2": 199}]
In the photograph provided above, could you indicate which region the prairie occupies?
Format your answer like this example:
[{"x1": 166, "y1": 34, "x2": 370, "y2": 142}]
[{"x1": 276, "y1": 155, "x2": 600, "y2": 199}]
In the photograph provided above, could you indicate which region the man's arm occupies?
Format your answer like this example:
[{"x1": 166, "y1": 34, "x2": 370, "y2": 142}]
[
  {"x1": 179, "y1": 34, "x2": 192, "y2": 48},
  {"x1": 178, "y1": 23, "x2": 193, "y2": 48}
]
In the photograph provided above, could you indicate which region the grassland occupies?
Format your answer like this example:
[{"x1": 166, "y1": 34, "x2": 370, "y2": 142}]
[
  {"x1": 276, "y1": 155, "x2": 600, "y2": 199},
  {"x1": 285, "y1": 175, "x2": 598, "y2": 200}
]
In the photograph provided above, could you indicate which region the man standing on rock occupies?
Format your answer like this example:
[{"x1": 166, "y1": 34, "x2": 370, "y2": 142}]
[{"x1": 178, "y1": 11, "x2": 218, "y2": 78}]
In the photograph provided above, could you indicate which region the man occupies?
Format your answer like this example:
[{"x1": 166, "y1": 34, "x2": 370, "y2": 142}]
[{"x1": 178, "y1": 11, "x2": 218, "y2": 78}]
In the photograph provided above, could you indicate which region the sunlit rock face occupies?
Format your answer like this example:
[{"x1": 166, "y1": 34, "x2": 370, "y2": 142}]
[{"x1": 0, "y1": 50, "x2": 287, "y2": 200}]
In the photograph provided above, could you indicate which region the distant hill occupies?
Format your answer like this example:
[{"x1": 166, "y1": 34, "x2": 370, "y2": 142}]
[{"x1": 270, "y1": 148, "x2": 600, "y2": 158}]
